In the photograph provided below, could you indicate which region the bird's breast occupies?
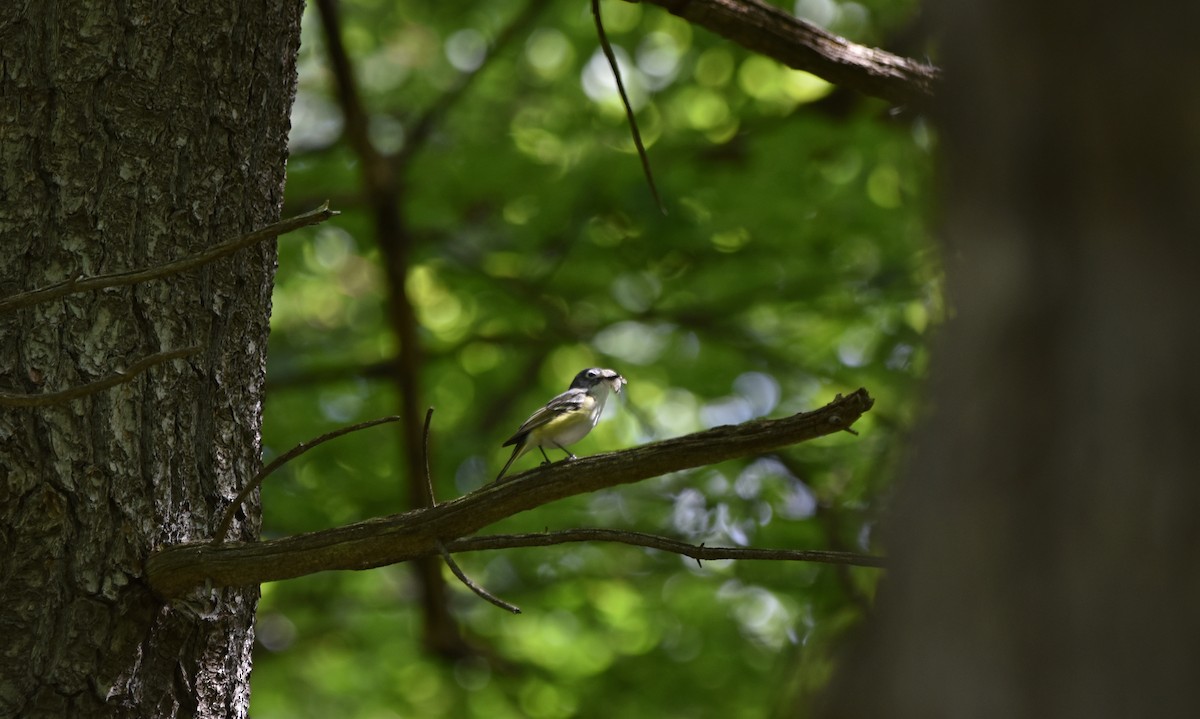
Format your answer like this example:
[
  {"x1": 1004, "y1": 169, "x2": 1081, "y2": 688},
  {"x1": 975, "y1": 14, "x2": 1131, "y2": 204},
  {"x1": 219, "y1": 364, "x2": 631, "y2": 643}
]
[{"x1": 532, "y1": 394, "x2": 602, "y2": 446}]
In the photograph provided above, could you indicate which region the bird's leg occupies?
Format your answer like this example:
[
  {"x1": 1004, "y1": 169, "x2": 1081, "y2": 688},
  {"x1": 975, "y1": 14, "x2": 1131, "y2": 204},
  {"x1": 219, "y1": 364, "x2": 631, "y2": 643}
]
[
  {"x1": 552, "y1": 441, "x2": 577, "y2": 461},
  {"x1": 538, "y1": 446, "x2": 553, "y2": 465}
]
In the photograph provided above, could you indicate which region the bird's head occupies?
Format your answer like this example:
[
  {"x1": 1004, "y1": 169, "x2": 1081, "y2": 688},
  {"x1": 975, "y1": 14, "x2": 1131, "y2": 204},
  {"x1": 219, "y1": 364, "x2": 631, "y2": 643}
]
[{"x1": 570, "y1": 367, "x2": 626, "y2": 395}]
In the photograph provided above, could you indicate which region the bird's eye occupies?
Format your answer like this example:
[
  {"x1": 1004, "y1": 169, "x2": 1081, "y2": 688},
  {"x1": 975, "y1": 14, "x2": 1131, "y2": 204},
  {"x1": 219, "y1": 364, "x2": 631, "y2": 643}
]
[{"x1": 587, "y1": 369, "x2": 599, "y2": 378}]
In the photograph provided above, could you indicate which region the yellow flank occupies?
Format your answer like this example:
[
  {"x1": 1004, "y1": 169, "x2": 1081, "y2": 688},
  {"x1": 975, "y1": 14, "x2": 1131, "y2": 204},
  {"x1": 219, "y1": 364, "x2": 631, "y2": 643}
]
[{"x1": 527, "y1": 399, "x2": 596, "y2": 446}]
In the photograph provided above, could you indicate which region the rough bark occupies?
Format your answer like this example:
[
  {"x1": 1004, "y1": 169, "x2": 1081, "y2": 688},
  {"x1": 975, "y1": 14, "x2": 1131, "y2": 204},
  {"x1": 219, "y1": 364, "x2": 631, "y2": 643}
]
[
  {"x1": 819, "y1": 0, "x2": 1200, "y2": 717},
  {"x1": 0, "y1": 2, "x2": 303, "y2": 717}
]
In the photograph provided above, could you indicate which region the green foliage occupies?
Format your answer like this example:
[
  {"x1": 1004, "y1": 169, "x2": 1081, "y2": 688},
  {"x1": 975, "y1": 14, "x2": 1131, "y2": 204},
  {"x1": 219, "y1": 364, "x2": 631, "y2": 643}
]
[{"x1": 254, "y1": 0, "x2": 935, "y2": 716}]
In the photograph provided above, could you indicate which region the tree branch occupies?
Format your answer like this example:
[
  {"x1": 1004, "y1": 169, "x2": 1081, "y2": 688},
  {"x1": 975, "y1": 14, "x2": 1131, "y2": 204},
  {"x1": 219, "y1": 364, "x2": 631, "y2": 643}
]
[
  {"x1": 0, "y1": 203, "x2": 336, "y2": 315},
  {"x1": 146, "y1": 388, "x2": 873, "y2": 598},
  {"x1": 634, "y1": 0, "x2": 939, "y2": 108},
  {"x1": 0, "y1": 347, "x2": 200, "y2": 408},
  {"x1": 447, "y1": 529, "x2": 884, "y2": 568}
]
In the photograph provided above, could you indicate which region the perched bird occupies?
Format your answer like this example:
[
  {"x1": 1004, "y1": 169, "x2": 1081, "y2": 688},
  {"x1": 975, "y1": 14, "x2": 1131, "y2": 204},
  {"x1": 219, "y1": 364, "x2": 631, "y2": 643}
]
[{"x1": 495, "y1": 367, "x2": 626, "y2": 482}]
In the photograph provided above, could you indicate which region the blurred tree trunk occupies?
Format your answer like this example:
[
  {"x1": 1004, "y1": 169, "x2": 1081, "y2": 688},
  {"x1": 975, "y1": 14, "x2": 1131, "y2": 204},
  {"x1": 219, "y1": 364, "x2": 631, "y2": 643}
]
[
  {"x1": 0, "y1": 2, "x2": 303, "y2": 717},
  {"x1": 819, "y1": 0, "x2": 1200, "y2": 717}
]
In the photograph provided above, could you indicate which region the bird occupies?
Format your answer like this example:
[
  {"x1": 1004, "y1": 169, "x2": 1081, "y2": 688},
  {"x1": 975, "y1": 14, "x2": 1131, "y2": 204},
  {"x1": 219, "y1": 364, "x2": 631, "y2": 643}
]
[{"x1": 495, "y1": 367, "x2": 626, "y2": 482}]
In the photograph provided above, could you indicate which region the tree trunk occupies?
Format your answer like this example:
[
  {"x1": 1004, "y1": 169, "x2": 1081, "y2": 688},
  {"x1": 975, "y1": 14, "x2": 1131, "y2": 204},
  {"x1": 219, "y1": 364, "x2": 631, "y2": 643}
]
[
  {"x1": 820, "y1": 1, "x2": 1200, "y2": 717},
  {"x1": 0, "y1": 2, "x2": 303, "y2": 717}
]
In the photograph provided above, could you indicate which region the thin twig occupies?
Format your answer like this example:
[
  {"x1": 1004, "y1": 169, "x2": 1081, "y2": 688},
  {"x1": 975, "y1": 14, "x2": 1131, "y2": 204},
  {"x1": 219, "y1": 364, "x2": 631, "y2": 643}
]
[
  {"x1": 213, "y1": 415, "x2": 403, "y2": 544},
  {"x1": 438, "y1": 540, "x2": 522, "y2": 614},
  {"x1": 0, "y1": 203, "x2": 337, "y2": 315},
  {"x1": 592, "y1": 0, "x2": 666, "y2": 214},
  {"x1": 421, "y1": 407, "x2": 437, "y2": 507},
  {"x1": 0, "y1": 347, "x2": 200, "y2": 408},
  {"x1": 448, "y1": 529, "x2": 886, "y2": 568}
]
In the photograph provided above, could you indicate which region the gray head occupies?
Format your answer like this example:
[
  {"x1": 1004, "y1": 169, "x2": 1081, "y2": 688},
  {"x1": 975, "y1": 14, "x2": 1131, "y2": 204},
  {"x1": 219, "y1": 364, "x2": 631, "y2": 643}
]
[{"x1": 569, "y1": 367, "x2": 626, "y2": 393}]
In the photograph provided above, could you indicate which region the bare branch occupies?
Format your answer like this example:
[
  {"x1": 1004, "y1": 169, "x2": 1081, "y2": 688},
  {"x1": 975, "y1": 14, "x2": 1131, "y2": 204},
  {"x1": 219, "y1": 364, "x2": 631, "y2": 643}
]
[
  {"x1": 438, "y1": 541, "x2": 522, "y2": 614},
  {"x1": 448, "y1": 529, "x2": 884, "y2": 568},
  {"x1": 213, "y1": 415, "x2": 403, "y2": 545},
  {"x1": 0, "y1": 203, "x2": 337, "y2": 315},
  {"x1": 634, "y1": 0, "x2": 939, "y2": 108},
  {"x1": 146, "y1": 388, "x2": 874, "y2": 598},
  {"x1": 0, "y1": 347, "x2": 200, "y2": 408}
]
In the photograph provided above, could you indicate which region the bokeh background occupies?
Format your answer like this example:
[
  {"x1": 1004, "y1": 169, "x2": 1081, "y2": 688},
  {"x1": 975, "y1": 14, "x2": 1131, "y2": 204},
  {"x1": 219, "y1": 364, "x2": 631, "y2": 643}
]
[{"x1": 252, "y1": 0, "x2": 937, "y2": 716}]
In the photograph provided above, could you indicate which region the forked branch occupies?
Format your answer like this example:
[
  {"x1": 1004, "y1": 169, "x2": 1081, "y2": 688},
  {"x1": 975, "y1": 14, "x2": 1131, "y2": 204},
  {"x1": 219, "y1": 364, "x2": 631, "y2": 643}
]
[{"x1": 146, "y1": 388, "x2": 875, "y2": 599}]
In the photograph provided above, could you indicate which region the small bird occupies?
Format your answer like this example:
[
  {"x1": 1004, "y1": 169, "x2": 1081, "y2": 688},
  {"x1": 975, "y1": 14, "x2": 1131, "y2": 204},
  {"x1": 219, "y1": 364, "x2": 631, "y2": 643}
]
[{"x1": 495, "y1": 367, "x2": 626, "y2": 482}]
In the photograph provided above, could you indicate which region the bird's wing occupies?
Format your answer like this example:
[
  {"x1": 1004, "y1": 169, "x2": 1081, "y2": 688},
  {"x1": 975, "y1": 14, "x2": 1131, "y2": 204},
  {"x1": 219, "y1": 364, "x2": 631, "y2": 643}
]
[{"x1": 501, "y1": 388, "x2": 588, "y2": 446}]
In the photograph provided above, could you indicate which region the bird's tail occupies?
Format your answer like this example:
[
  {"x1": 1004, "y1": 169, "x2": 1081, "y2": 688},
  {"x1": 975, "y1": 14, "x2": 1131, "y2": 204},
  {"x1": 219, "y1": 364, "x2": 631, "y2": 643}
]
[{"x1": 495, "y1": 441, "x2": 526, "y2": 482}]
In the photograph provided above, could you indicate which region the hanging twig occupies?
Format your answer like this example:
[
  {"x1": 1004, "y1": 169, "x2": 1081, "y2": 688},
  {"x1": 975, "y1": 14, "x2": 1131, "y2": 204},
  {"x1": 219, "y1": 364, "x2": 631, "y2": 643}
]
[
  {"x1": 0, "y1": 203, "x2": 337, "y2": 315},
  {"x1": 0, "y1": 347, "x2": 201, "y2": 408},
  {"x1": 592, "y1": 0, "x2": 666, "y2": 214},
  {"x1": 438, "y1": 540, "x2": 523, "y2": 614},
  {"x1": 213, "y1": 415, "x2": 403, "y2": 545}
]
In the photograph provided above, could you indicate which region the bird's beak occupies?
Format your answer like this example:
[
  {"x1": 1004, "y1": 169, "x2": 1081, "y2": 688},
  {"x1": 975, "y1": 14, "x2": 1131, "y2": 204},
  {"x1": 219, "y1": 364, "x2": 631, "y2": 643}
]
[{"x1": 596, "y1": 368, "x2": 625, "y2": 392}]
